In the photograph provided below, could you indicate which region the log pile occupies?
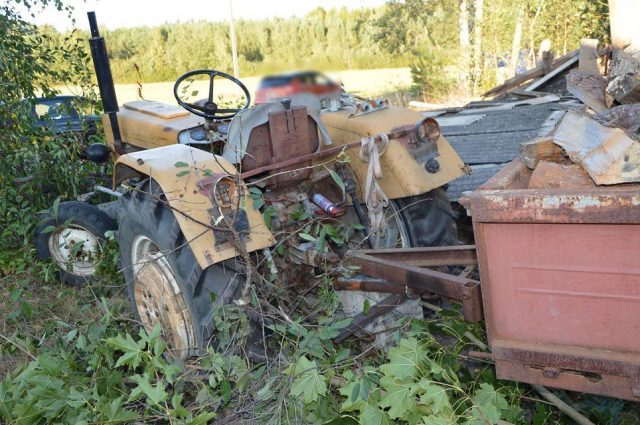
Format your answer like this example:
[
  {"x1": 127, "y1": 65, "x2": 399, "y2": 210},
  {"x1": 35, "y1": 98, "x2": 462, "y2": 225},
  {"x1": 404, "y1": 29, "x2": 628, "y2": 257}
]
[{"x1": 517, "y1": 38, "x2": 640, "y2": 187}]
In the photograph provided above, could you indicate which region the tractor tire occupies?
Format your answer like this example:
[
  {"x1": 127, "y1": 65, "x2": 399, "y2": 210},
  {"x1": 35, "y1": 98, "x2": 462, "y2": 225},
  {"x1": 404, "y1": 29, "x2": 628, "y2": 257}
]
[
  {"x1": 339, "y1": 187, "x2": 458, "y2": 347},
  {"x1": 35, "y1": 201, "x2": 117, "y2": 286},
  {"x1": 118, "y1": 179, "x2": 244, "y2": 359},
  {"x1": 393, "y1": 187, "x2": 458, "y2": 247}
]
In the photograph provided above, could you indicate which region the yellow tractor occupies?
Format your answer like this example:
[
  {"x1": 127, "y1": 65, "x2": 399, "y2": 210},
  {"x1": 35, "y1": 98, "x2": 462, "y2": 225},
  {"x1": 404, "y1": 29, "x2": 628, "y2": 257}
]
[{"x1": 35, "y1": 12, "x2": 469, "y2": 358}]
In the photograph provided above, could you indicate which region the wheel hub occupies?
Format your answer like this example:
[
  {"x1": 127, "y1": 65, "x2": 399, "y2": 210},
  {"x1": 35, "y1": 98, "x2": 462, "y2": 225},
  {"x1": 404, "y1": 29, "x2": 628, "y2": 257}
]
[
  {"x1": 48, "y1": 225, "x2": 101, "y2": 276},
  {"x1": 131, "y1": 235, "x2": 196, "y2": 359}
]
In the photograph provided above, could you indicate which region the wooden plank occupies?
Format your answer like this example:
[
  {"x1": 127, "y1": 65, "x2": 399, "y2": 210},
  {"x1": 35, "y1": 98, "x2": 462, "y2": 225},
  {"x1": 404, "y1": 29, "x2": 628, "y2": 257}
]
[
  {"x1": 579, "y1": 38, "x2": 600, "y2": 75},
  {"x1": 482, "y1": 50, "x2": 578, "y2": 98},
  {"x1": 519, "y1": 137, "x2": 564, "y2": 169},
  {"x1": 566, "y1": 69, "x2": 607, "y2": 112},
  {"x1": 552, "y1": 110, "x2": 640, "y2": 185},
  {"x1": 524, "y1": 54, "x2": 579, "y2": 92}
]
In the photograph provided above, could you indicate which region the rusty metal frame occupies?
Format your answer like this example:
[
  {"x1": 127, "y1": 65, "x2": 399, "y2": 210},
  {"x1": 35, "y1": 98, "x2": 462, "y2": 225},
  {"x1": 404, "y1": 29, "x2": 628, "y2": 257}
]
[
  {"x1": 492, "y1": 340, "x2": 640, "y2": 401},
  {"x1": 338, "y1": 245, "x2": 483, "y2": 322}
]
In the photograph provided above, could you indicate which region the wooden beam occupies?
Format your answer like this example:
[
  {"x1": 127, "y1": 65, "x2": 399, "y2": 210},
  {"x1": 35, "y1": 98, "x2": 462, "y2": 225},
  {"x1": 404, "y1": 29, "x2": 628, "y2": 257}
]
[
  {"x1": 579, "y1": 38, "x2": 600, "y2": 75},
  {"x1": 482, "y1": 50, "x2": 578, "y2": 98},
  {"x1": 524, "y1": 54, "x2": 579, "y2": 92},
  {"x1": 566, "y1": 69, "x2": 608, "y2": 112}
]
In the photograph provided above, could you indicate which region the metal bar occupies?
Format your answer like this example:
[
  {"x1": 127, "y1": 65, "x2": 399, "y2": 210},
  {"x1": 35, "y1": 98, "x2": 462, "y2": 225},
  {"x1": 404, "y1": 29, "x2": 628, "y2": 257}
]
[
  {"x1": 87, "y1": 12, "x2": 124, "y2": 155},
  {"x1": 241, "y1": 140, "x2": 361, "y2": 179},
  {"x1": 334, "y1": 294, "x2": 406, "y2": 343},
  {"x1": 347, "y1": 252, "x2": 483, "y2": 322},
  {"x1": 334, "y1": 276, "x2": 406, "y2": 294},
  {"x1": 356, "y1": 245, "x2": 477, "y2": 267}
]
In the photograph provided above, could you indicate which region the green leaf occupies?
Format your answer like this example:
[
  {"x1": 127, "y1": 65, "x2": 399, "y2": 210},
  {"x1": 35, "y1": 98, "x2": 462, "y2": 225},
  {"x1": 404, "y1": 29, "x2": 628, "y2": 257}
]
[
  {"x1": 379, "y1": 337, "x2": 426, "y2": 380},
  {"x1": 298, "y1": 232, "x2": 316, "y2": 242},
  {"x1": 220, "y1": 380, "x2": 232, "y2": 403},
  {"x1": 174, "y1": 161, "x2": 189, "y2": 167},
  {"x1": 351, "y1": 382, "x2": 361, "y2": 401},
  {"x1": 339, "y1": 379, "x2": 366, "y2": 412},
  {"x1": 187, "y1": 412, "x2": 217, "y2": 425},
  {"x1": 421, "y1": 415, "x2": 451, "y2": 425},
  {"x1": 288, "y1": 355, "x2": 327, "y2": 404},
  {"x1": 359, "y1": 404, "x2": 392, "y2": 425},
  {"x1": 176, "y1": 170, "x2": 190, "y2": 177},
  {"x1": 473, "y1": 383, "x2": 509, "y2": 410},
  {"x1": 106, "y1": 333, "x2": 143, "y2": 369},
  {"x1": 363, "y1": 299, "x2": 371, "y2": 314},
  {"x1": 130, "y1": 373, "x2": 167, "y2": 406},
  {"x1": 52, "y1": 197, "x2": 61, "y2": 218},
  {"x1": 378, "y1": 378, "x2": 415, "y2": 419},
  {"x1": 328, "y1": 169, "x2": 346, "y2": 194},
  {"x1": 416, "y1": 380, "x2": 451, "y2": 415}
]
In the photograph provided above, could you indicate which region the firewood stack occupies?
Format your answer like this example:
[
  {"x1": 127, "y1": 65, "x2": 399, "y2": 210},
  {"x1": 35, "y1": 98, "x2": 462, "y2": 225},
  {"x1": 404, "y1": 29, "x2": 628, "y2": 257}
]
[{"x1": 518, "y1": 37, "x2": 640, "y2": 188}]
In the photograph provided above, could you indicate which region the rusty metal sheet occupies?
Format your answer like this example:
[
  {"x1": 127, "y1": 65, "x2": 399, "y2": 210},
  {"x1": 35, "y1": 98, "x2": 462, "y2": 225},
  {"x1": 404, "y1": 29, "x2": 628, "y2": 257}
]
[{"x1": 467, "y1": 159, "x2": 640, "y2": 224}]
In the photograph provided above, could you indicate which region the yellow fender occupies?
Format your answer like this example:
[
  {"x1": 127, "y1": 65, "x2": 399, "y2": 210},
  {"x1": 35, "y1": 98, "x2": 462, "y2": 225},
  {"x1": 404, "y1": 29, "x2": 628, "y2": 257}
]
[
  {"x1": 321, "y1": 106, "x2": 469, "y2": 199},
  {"x1": 113, "y1": 144, "x2": 275, "y2": 269}
]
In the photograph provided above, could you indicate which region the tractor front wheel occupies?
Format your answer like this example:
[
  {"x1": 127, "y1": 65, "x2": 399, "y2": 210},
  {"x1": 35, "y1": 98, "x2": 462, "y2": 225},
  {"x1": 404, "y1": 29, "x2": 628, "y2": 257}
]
[
  {"x1": 35, "y1": 201, "x2": 116, "y2": 286},
  {"x1": 118, "y1": 179, "x2": 244, "y2": 359}
]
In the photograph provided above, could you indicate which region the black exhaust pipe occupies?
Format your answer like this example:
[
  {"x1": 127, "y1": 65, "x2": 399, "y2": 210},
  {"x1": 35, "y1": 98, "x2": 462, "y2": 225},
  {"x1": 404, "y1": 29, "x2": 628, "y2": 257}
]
[{"x1": 87, "y1": 11, "x2": 125, "y2": 155}]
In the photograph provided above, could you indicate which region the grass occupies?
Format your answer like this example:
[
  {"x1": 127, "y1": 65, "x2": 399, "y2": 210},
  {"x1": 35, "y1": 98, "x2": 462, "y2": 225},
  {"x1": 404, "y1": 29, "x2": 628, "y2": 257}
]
[{"x1": 0, "y1": 265, "x2": 129, "y2": 380}]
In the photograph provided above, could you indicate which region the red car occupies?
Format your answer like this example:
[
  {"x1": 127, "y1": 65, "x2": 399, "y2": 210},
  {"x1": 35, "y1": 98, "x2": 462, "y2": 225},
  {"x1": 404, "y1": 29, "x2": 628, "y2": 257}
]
[{"x1": 254, "y1": 71, "x2": 342, "y2": 104}]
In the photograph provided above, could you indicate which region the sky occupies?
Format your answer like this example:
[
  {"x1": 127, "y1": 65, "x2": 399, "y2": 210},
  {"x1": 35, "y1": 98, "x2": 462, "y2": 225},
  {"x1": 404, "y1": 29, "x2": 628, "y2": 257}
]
[{"x1": 25, "y1": 0, "x2": 388, "y2": 31}]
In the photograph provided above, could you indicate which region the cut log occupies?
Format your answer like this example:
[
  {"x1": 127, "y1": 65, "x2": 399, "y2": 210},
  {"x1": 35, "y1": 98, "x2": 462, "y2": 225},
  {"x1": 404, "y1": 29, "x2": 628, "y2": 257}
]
[
  {"x1": 608, "y1": 49, "x2": 640, "y2": 77},
  {"x1": 579, "y1": 38, "x2": 600, "y2": 75},
  {"x1": 528, "y1": 161, "x2": 595, "y2": 189},
  {"x1": 606, "y1": 49, "x2": 640, "y2": 104},
  {"x1": 593, "y1": 104, "x2": 640, "y2": 135},
  {"x1": 566, "y1": 69, "x2": 607, "y2": 112},
  {"x1": 552, "y1": 110, "x2": 640, "y2": 185},
  {"x1": 607, "y1": 73, "x2": 640, "y2": 104},
  {"x1": 519, "y1": 137, "x2": 564, "y2": 169}
]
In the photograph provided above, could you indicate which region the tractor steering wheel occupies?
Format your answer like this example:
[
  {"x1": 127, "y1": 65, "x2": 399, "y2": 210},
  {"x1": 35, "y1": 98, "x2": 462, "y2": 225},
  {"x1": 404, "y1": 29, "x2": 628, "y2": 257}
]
[{"x1": 173, "y1": 69, "x2": 251, "y2": 120}]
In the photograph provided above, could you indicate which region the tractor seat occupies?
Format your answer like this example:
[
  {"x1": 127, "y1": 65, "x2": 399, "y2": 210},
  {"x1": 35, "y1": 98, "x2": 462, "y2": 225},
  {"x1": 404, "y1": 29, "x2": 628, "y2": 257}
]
[{"x1": 223, "y1": 95, "x2": 333, "y2": 187}]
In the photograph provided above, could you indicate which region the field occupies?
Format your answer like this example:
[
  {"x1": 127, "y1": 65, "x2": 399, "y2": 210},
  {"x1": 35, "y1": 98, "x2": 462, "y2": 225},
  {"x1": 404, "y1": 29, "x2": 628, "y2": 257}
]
[{"x1": 60, "y1": 68, "x2": 414, "y2": 105}]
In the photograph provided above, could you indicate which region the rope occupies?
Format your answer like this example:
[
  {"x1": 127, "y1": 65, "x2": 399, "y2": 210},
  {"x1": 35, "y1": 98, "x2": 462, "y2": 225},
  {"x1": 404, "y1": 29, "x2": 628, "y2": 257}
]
[{"x1": 359, "y1": 133, "x2": 390, "y2": 248}]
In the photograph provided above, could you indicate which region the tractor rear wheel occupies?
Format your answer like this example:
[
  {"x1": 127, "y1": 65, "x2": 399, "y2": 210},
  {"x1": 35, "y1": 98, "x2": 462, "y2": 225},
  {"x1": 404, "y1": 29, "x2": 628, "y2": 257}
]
[
  {"x1": 394, "y1": 187, "x2": 458, "y2": 247},
  {"x1": 339, "y1": 187, "x2": 458, "y2": 346},
  {"x1": 118, "y1": 179, "x2": 244, "y2": 359}
]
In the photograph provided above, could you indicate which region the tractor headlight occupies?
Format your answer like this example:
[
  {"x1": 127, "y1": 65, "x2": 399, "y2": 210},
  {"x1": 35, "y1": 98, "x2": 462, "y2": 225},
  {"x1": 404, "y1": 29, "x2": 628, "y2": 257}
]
[
  {"x1": 415, "y1": 117, "x2": 441, "y2": 144},
  {"x1": 196, "y1": 175, "x2": 242, "y2": 208}
]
